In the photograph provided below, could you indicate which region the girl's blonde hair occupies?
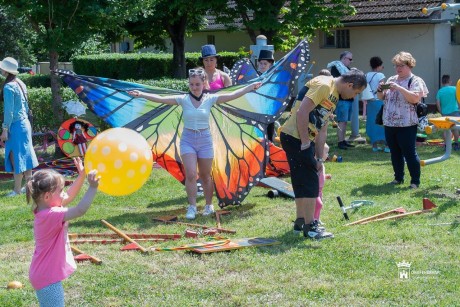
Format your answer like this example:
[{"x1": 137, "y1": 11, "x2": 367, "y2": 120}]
[
  {"x1": 392, "y1": 51, "x2": 416, "y2": 68},
  {"x1": 26, "y1": 169, "x2": 65, "y2": 211}
]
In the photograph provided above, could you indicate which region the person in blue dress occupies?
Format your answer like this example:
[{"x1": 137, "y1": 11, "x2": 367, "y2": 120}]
[
  {"x1": 0, "y1": 57, "x2": 38, "y2": 196},
  {"x1": 365, "y1": 56, "x2": 390, "y2": 152}
]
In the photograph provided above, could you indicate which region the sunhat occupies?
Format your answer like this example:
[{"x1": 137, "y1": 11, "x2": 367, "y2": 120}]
[
  {"x1": 0, "y1": 57, "x2": 19, "y2": 75},
  {"x1": 200, "y1": 45, "x2": 220, "y2": 60},
  {"x1": 258, "y1": 50, "x2": 274, "y2": 61}
]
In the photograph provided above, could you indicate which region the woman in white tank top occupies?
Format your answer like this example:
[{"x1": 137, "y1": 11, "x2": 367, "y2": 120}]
[{"x1": 128, "y1": 69, "x2": 260, "y2": 220}]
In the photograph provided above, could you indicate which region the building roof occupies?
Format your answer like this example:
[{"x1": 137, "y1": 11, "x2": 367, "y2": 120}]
[
  {"x1": 343, "y1": 0, "x2": 445, "y2": 23},
  {"x1": 204, "y1": 1, "x2": 448, "y2": 30}
]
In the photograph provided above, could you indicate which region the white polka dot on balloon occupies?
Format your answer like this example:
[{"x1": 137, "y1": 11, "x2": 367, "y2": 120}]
[
  {"x1": 114, "y1": 160, "x2": 122, "y2": 169},
  {"x1": 118, "y1": 143, "x2": 127, "y2": 152},
  {"x1": 102, "y1": 146, "x2": 111, "y2": 155},
  {"x1": 130, "y1": 152, "x2": 138, "y2": 162}
]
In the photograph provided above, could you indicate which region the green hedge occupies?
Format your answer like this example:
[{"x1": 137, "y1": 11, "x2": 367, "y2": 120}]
[
  {"x1": 0, "y1": 74, "x2": 52, "y2": 88},
  {"x1": 128, "y1": 78, "x2": 189, "y2": 92},
  {"x1": 18, "y1": 74, "x2": 52, "y2": 88},
  {"x1": 27, "y1": 87, "x2": 79, "y2": 132},
  {"x1": 73, "y1": 52, "x2": 240, "y2": 79}
]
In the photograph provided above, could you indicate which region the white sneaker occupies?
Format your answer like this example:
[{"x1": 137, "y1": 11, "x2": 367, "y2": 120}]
[
  {"x1": 20, "y1": 187, "x2": 26, "y2": 194},
  {"x1": 202, "y1": 204, "x2": 215, "y2": 216},
  {"x1": 185, "y1": 205, "x2": 197, "y2": 220}
]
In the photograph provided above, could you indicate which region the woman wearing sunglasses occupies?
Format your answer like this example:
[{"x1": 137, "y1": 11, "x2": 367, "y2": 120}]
[{"x1": 128, "y1": 69, "x2": 260, "y2": 219}]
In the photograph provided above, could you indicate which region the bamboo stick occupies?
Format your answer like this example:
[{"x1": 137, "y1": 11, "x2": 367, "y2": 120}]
[
  {"x1": 100, "y1": 220, "x2": 148, "y2": 253},
  {"x1": 345, "y1": 207, "x2": 406, "y2": 226},
  {"x1": 70, "y1": 238, "x2": 166, "y2": 244}
]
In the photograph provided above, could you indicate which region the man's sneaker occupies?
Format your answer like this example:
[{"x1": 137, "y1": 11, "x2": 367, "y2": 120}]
[
  {"x1": 338, "y1": 141, "x2": 348, "y2": 150},
  {"x1": 293, "y1": 218, "x2": 305, "y2": 235},
  {"x1": 345, "y1": 141, "x2": 355, "y2": 147},
  {"x1": 202, "y1": 204, "x2": 215, "y2": 216},
  {"x1": 315, "y1": 220, "x2": 325, "y2": 231},
  {"x1": 303, "y1": 221, "x2": 334, "y2": 240},
  {"x1": 185, "y1": 205, "x2": 197, "y2": 220}
]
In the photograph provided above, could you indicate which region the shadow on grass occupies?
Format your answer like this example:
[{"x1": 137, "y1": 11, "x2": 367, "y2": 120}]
[
  {"x1": 185, "y1": 231, "x2": 321, "y2": 258},
  {"x1": 349, "y1": 183, "x2": 403, "y2": 196},
  {"x1": 72, "y1": 203, "x2": 259, "y2": 232},
  {"x1": 146, "y1": 196, "x2": 189, "y2": 209}
]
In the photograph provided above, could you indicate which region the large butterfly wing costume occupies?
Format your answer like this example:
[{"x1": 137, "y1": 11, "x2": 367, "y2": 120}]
[{"x1": 58, "y1": 39, "x2": 309, "y2": 207}]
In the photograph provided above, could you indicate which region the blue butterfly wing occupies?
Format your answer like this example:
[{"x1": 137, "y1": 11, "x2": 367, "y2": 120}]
[
  {"x1": 229, "y1": 58, "x2": 259, "y2": 85},
  {"x1": 217, "y1": 39, "x2": 310, "y2": 124}
]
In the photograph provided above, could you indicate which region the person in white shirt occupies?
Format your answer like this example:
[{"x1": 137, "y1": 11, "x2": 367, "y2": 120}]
[{"x1": 128, "y1": 69, "x2": 260, "y2": 219}]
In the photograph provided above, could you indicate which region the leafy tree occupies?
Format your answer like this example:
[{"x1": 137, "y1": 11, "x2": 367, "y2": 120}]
[
  {"x1": 209, "y1": 0, "x2": 356, "y2": 50},
  {"x1": 0, "y1": 0, "x2": 144, "y2": 123},
  {"x1": 0, "y1": 7, "x2": 36, "y2": 65},
  {"x1": 124, "y1": 1, "x2": 209, "y2": 79}
]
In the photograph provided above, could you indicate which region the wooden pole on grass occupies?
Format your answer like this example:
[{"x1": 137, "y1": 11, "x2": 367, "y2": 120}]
[{"x1": 101, "y1": 220, "x2": 148, "y2": 253}]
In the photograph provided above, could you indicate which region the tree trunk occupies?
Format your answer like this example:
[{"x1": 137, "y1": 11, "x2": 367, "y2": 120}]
[
  {"x1": 49, "y1": 50, "x2": 63, "y2": 125},
  {"x1": 166, "y1": 16, "x2": 187, "y2": 79}
]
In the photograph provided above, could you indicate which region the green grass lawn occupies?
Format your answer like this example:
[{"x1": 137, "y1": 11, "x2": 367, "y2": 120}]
[{"x1": 1, "y1": 121, "x2": 459, "y2": 306}]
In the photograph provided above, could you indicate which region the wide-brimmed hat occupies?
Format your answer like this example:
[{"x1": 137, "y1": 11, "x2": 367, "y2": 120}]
[
  {"x1": 258, "y1": 50, "x2": 274, "y2": 61},
  {"x1": 200, "y1": 44, "x2": 220, "y2": 60},
  {"x1": 0, "y1": 57, "x2": 19, "y2": 75}
]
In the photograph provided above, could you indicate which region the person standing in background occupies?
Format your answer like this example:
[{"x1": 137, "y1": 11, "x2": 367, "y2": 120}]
[
  {"x1": 0, "y1": 57, "x2": 39, "y2": 196},
  {"x1": 200, "y1": 44, "x2": 232, "y2": 90},
  {"x1": 377, "y1": 51, "x2": 428, "y2": 189},
  {"x1": 365, "y1": 56, "x2": 389, "y2": 152},
  {"x1": 257, "y1": 49, "x2": 276, "y2": 141},
  {"x1": 436, "y1": 74, "x2": 460, "y2": 150},
  {"x1": 327, "y1": 51, "x2": 356, "y2": 150},
  {"x1": 257, "y1": 49, "x2": 275, "y2": 74}
]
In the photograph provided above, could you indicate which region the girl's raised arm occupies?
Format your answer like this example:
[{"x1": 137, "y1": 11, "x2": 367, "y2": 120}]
[
  {"x1": 64, "y1": 170, "x2": 99, "y2": 221},
  {"x1": 62, "y1": 157, "x2": 85, "y2": 207},
  {"x1": 216, "y1": 82, "x2": 262, "y2": 104},
  {"x1": 127, "y1": 90, "x2": 178, "y2": 105}
]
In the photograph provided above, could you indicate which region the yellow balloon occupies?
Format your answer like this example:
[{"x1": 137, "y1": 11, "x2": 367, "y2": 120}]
[{"x1": 84, "y1": 128, "x2": 153, "y2": 196}]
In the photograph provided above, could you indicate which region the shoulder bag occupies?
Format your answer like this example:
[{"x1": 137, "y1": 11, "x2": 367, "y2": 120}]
[{"x1": 15, "y1": 80, "x2": 34, "y2": 128}]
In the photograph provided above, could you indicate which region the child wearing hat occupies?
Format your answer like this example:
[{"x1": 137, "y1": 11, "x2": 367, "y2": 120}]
[
  {"x1": 200, "y1": 44, "x2": 232, "y2": 90},
  {"x1": 257, "y1": 49, "x2": 276, "y2": 141},
  {"x1": 257, "y1": 49, "x2": 275, "y2": 74}
]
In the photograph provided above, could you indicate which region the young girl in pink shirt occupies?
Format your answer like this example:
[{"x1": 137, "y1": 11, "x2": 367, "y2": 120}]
[{"x1": 27, "y1": 157, "x2": 99, "y2": 306}]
